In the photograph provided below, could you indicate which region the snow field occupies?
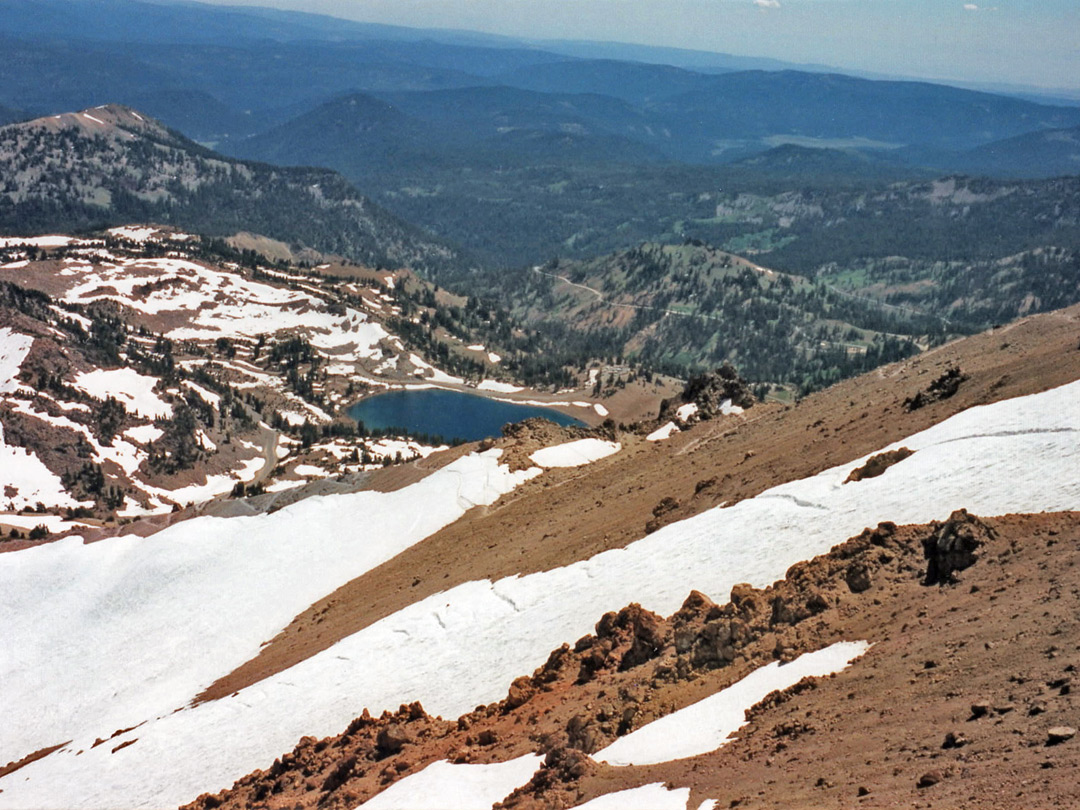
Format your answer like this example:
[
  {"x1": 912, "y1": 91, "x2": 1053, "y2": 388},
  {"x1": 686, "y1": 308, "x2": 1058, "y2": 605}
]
[
  {"x1": 0, "y1": 451, "x2": 539, "y2": 783},
  {"x1": 0, "y1": 327, "x2": 34, "y2": 394},
  {"x1": 72, "y1": 367, "x2": 173, "y2": 418},
  {"x1": 2, "y1": 381, "x2": 1079, "y2": 808},
  {"x1": 529, "y1": 439, "x2": 621, "y2": 468},
  {"x1": 357, "y1": 754, "x2": 543, "y2": 810},
  {"x1": 593, "y1": 641, "x2": 872, "y2": 766}
]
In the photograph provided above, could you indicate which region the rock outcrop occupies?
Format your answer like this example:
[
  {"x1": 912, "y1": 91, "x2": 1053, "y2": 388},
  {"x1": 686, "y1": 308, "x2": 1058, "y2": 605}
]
[
  {"x1": 922, "y1": 508, "x2": 996, "y2": 585},
  {"x1": 659, "y1": 362, "x2": 756, "y2": 422}
]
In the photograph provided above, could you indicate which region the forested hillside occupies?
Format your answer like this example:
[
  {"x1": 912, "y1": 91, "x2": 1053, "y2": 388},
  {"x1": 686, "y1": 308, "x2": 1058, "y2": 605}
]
[{"x1": 0, "y1": 106, "x2": 466, "y2": 276}]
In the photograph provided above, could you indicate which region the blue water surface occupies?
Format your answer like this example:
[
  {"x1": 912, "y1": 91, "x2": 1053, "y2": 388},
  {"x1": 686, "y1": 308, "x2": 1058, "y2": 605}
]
[{"x1": 346, "y1": 388, "x2": 585, "y2": 442}]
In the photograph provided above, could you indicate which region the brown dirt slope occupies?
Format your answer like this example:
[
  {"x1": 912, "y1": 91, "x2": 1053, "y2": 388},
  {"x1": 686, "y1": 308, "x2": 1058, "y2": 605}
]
[
  {"x1": 183, "y1": 511, "x2": 1080, "y2": 810},
  {"x1": 198, "y1": 304, "x2": 1080, "y2": 704}
]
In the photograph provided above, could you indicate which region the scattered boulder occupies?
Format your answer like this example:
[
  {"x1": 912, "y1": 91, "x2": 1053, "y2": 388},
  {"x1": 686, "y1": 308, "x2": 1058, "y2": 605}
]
[
  {"x1": 923, "y1": 509, "x2": 995, "y2": 585},
  {"x1": 916, "y1": 769, "x2": 944, "y2": 789},
  {"x1": 845, "y1": 562, "x2": 873, "y2": 594},
  {"x1": 1047, "y1": 727, "x2": 1076, "y2": 746},
  {"x1": 645, "y1": 496, "x2": 682, "y2": 533},
  {"x1": 845, "y1": 447, "x2": 914, "y2": 483},
  {"x1": 504, "y1": 676, "x2": 536, "y2": 711},
  {"x1": 903, "y1": 365, "x2": 968, "y2": 412},
  {"x1": 375, "y1": 724, "x2": 411, "y2": 758},
  {"x1": 942, "y1": 731, "x2": 968, "y2": 749}
]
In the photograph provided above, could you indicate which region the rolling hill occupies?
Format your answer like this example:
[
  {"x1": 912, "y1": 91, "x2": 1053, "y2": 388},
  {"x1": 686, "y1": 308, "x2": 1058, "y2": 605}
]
[{"x1": 953, "y1": 124, "x2": 1080, "y2": 179}]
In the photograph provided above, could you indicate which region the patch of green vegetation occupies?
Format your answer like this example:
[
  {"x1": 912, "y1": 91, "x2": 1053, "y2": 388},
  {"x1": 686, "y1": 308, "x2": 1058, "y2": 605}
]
[{"x1": 723, "y1": 229, "x2": 797, "y2": 254}]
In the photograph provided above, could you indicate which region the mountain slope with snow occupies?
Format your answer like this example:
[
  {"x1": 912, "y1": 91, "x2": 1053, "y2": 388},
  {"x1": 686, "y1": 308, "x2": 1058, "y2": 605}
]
[{"x1": 1, "y1": 321, "x2": 1078, "y2": 806}]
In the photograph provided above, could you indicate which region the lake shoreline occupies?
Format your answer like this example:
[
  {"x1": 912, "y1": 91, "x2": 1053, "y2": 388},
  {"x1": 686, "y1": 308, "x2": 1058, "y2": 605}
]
[
  {"x1": 338, "y1": 375, "x2": 608, "y2": 429},
  {"x1": 344, "y1": 387, "x2": 592, "y2": 443}
]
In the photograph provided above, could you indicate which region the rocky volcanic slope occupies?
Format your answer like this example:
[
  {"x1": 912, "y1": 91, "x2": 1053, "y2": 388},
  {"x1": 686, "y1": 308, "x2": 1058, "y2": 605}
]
[
  {"x1": 202, "y1": 304, "x2": 1080, "y2": 707},
  {"x1": 182, "y1": 510, "x2": 1080, "y2": 810},
  {"x1": 0, "y1": 105, "x2": 463, "y2": 276},
  {"x1": 0, "y1": 301, "x2": 1077, "y2": 809}
]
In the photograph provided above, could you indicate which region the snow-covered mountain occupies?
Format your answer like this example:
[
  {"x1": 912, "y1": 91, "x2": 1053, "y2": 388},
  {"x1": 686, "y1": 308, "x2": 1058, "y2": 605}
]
[{"x1": 2, "y1": 286, "x2": 1079, "y2": 807}]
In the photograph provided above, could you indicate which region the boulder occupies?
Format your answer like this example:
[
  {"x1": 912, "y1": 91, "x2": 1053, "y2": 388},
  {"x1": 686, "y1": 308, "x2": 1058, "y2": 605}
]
[{"x1": 923, "y1": 509, "x2": 995, "y2": 585}]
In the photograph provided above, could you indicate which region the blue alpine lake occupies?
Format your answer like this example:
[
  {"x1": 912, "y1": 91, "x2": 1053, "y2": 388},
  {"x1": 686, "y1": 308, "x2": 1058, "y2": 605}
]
[{"x1": 346, "y1": 388, "x2": 585, "y2": 442}]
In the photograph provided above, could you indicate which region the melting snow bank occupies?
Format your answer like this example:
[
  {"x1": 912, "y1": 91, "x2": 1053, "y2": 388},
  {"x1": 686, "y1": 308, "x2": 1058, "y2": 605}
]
[
  {"x1": 0, "y1": 327, "x2": 34, "y2": 394},
  {"x1": 3, "y1": 382, "x2": 1080, "y2": 809},
  {"x1": 529, "y1": 438, "x2": 621, "y2": 468},
  {"x1": 567, "y1": 783, "x2": 692, "y2": 810},
  {"x1": 358, "y1": 754, "x2": 543, "y2": 810},
  {"x1": 593, "y1": 641, "x2": 871, "y2": 766},
  {"x1": 476, "y1": 379, "x2": 524, "y2": 394},
  {"x1": 647, "y1": 421, "x2": 679, "y2": 442},
  {"x1": 0, "y1": 450, "x2": 538, "y2": 804}
]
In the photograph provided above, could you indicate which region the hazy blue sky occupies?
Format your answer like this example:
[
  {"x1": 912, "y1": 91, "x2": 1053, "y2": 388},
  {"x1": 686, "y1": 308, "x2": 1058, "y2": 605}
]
[{"x1": 205, "y1": 0, "x2": 1080, "y2": 90}]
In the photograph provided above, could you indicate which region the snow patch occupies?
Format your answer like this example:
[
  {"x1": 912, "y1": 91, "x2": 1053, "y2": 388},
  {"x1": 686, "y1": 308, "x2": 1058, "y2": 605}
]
[
  {"x1": 107, "y1": 226, "x2": 158, "y2": 242},
  {"x1": 0, "y1": 235, "x2": 72, "y2": 248},
  {"x1": 0, "y1": 327, "x2": 34, "y2": 394},
  {"x1": 529, "y1": 439, "x2": 621, "y2": 468},
  {"x1": 0, "y1": 423, "x2": 80, "y2": 511},
  {"x1": 122, "y1": 424, "x2": 164, "y2": 444},
  {"x1": 719, "y1": 398, "x2": 744, "y2": 416},
  {"x1": 675, "y1": 402, "x2": 699, "y2": 421},
  {"x1": 646, "y1": 422, "x2": 680, "y2": 442},
  {"x1": 359, "y1": 754, "x2": 543, "y2": 810},
  {"x1": 566, "y1": 783, "x2": 691, "y2": 810},
  {"x1": 72, "y1": 368, "x2": 172, "y2": 418},
  {"x1": 593, "y1": 641, "x2": 871, "y2": 766},
  {"x1": 476, "y1": 379, "x2": 524, "y2": 394}
]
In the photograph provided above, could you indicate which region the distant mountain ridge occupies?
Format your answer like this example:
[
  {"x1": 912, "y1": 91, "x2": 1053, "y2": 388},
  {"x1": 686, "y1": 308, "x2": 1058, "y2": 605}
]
[
  {"x1": 0, "y1": 105, "x2": 466, "y2": 275},
  {"x1": 951, "y1": 124, "x2": 1080, "y2": 179},
  {"x1": 3, "y1": 0, "x2": 1079, "y2": 165}
]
